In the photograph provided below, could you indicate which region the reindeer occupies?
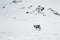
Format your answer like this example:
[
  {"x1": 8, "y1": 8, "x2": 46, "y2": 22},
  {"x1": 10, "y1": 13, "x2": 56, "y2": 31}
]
[{"x1": 33, "y1": 24, "x2": 41, "y2": 30}]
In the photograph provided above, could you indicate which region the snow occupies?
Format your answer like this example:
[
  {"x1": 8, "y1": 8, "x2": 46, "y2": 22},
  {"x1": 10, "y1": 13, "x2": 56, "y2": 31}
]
[{"x1": 0, "y1": 0, "x2": 60, "y2": 40}]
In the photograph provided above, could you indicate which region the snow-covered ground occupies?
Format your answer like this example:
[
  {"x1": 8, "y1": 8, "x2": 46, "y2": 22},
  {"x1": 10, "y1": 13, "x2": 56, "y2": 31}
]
[{"x1": 0, "y1": 0, "x2": 60, "y2": 40}]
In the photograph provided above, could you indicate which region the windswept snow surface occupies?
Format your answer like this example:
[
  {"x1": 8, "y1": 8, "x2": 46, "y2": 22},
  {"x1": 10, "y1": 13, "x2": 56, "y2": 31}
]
[{"x1": 0, "y1": 0, "x2": 60, "y2": 40}]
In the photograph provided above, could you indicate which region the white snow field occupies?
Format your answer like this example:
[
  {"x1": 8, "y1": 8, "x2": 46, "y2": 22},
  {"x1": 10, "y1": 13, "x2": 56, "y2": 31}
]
[{"x1": 0, "y1": 0, "x2": 60, "y2": 40}]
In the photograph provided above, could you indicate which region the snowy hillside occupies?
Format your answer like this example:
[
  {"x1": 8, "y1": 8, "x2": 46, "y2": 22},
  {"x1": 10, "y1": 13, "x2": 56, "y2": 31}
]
[{"x1": 0, "y1": 0, "x2": 60, "y2": 40}]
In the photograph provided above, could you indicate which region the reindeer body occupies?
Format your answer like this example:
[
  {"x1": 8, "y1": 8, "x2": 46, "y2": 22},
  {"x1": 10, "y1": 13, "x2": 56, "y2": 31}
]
[{"x1": 34, "y1": 25, "x2": 41, "y2": 30}]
